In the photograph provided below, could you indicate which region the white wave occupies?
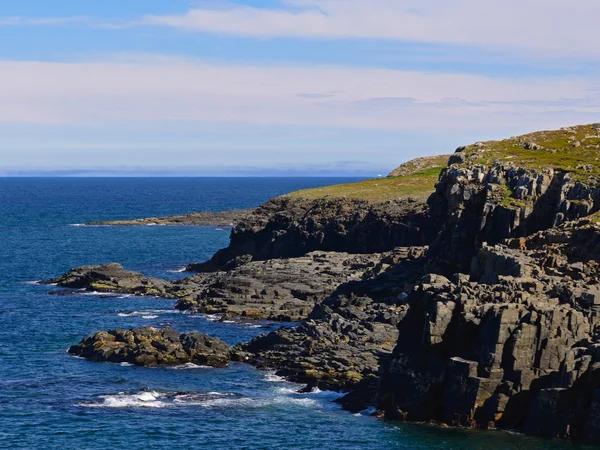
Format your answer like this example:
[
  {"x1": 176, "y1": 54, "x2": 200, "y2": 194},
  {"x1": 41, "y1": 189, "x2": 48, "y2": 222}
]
[
  {"x1": 167, "y1": 267, "x2": 187, "y2": 273},
  {"x1": 23, "y1": 280, "x2": 42, "y2": 285},
  {"x1": 78, "y1": 390, "x2": 242, "y2": 409},
  {"x1": 117, "y1": 309, "x2": 180, "y2": 318},
  {"x1": 275, "y1": 387, "x2": 297, "y2": 395},
  {"x1": 169, "y1": 363, "x2": 211, "y2": 370},
  {"x1": 222, "y1": 320, "x2": 236, "y2": 324},
  {"x1": 80, "y1": 391, "x2": 166, "y2": 409},
  {"x1": 264, "y1": 372, "x2": 286, "y2": 383},
  {"x1": 69, "y1": 223, "x2": 85, "y2": 227},
  {"x1": 203, "y1": 314, "x2": 223, "y2": 322},
  {"x1": 119, "y1": 362, "x2": 133, "y2": 367},
  {"x1": 80, "y1": 291, "x2": 120, "y2": 297},
  {"x1": 244, "y1": 324, "x2": 263, "y2": 329},
  {"x1": 356, "y1": 406, "x2": 377, "y2": 416}
]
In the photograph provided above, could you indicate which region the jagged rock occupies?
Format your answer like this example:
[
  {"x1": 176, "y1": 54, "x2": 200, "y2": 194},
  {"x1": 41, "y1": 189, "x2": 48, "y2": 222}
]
[
  {"x1": 189, "y1": 197, "x2": 434, "y2": 272},
  {"x1": 46, "y1": 251, "x2": 412, "y2": 321},
  {"x1": 233, "y1": 247, "x2": 428, "y2": 391},
  {"x1": 174, "y1": 251, "x2": 390, "y2": 321},
  {"x1": 69, "y1": 327, "x2": 230, "y2": 367}
]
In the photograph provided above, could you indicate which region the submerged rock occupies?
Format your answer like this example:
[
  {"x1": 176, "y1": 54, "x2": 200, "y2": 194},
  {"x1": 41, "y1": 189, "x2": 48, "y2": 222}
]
[{"x1": 69, "y1": 327, "x2": 230, "y2": 368}]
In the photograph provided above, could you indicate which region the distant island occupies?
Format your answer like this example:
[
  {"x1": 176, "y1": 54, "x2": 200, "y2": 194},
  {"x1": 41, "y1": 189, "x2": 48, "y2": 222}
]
[{"x1": 48, "y1": 123, "x2": 600, "y2": 444}]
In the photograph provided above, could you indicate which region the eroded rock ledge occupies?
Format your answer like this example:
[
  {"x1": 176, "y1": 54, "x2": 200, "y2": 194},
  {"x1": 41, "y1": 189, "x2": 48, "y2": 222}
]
[
  {"x1": 189, "y1": 196, "x2": 434, "y2": 272},
  {"x1": 85, "y1": 209, "x2": 252, "y2": 227},
  {"x1": 45, "y1": 251, "x2": 400, "y2": 321},
  {"x1": 69, "y1": 327, "x2": 230, "y2": 367}
]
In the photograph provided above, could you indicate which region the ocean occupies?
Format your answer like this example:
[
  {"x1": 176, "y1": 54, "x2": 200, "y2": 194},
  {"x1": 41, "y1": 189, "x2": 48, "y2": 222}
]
[{"x1": 0, "y1": 178, "x2": 590, "y2": 449}]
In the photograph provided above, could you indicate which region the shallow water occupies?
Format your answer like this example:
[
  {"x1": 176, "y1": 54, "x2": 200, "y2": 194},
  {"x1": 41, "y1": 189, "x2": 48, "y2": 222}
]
[{"x1": 0, "y1": 177, "x2": 593, "y2": 449}]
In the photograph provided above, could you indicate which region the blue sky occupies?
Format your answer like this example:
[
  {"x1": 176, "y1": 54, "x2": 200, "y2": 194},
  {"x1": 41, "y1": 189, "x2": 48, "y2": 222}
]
[{"x1": 1, "y1": 0, "x2": 600, "y2": 176}]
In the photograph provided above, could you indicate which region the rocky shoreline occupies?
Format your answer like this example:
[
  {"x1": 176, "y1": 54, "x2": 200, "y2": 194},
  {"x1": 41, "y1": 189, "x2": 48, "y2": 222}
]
[
  {"x1": 54, "y1": 124, "x2": 600, "y2": 444},
  {"x1": 85, "y1": 209, "x2": 253, "y2": 227}
]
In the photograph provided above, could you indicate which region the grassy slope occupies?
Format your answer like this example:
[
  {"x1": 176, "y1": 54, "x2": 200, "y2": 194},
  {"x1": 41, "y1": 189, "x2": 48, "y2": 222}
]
[
  {"x1": 287, "y1": 166, "x2": 444, "y2": 202},
  {"x1": 287, "y1": 124, "x2": 600, "y2": 203},
  {"x1": 462, "y1": 124, "x2": 600, "y2": 180}
]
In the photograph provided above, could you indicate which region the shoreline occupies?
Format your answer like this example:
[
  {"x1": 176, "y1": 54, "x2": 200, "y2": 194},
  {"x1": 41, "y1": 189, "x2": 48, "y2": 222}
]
[{"x1": 51, "y1": 124, "x2": 600, "y2": 445}]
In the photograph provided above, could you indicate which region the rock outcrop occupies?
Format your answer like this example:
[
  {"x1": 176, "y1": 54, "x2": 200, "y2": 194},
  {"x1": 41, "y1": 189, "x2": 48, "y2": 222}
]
[
  {"x1": 428, "y1": 124, "x2": 600, "y2": 270},
  {"x1": 174, "y1": 251, "x2": 388, "y2": 321},
  {"x1": 44, "y1": 263, "x2": 171, "y2": 297},
  {"x1": 86, "y1": 209, "x2": 252, "y2": 227},
  {"x1": 388, "y1": 154, "x2": 451, "y2": 177},
  {"x1": 190, "y1": 197, "x2": 434, "y2": 272},
  {"x1": 60, "y1": 124, "x2": 600, "y2": 443},
  {"x1": 69, "y1": 327, "x2": 230, "y2": 367},
  {"x1": 46, "y1": 252, "x2": 399, "y2": 321},
  {"x1": 233, "y1": 247, "x2": 428, "y2": 391}
]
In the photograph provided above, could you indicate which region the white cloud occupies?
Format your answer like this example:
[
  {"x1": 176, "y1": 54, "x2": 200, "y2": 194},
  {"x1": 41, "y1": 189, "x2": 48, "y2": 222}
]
[
  {"x1": 140, "y1": 0, "x2": 600, "y2": 58},
  {"x1": 0, "y1": 56, "x2": 598, "y2": 132}
]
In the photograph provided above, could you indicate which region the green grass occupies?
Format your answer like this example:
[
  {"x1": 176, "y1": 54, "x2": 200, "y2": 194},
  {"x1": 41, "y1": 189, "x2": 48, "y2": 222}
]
[
  {"x1": 287, "y1": 166, "x2": 444, "y2": 202},
  {"x1": 461, "y1": 124, "x2": 600, "y2": 180},
  {"x1": 287, "y1": 124, "x2": 600, "y2": 203}
]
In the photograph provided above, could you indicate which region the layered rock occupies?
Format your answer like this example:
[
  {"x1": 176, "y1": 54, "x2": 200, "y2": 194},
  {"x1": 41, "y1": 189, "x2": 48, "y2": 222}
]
[
  {"x1": 174, "y1": 251, "x2": 387, "y2": 321},
  {"x1": 69, "y1": 326, "x2": 230, "y2": 367},
  {"x1": 376, "y1": 219, "x2": 600, "y2": 442},
  {"x1": 46, "y1": 252, "x2": 398, "y2": 321},
  {"x1": 234, "y1": 247, "x2": 428, "y2": 391},
  {"x1": 191, "y1": 197, "x2": 433, "y2": 272},
  {"x1": 429, "y1": 124, "x2": 600, "y2": 270}
]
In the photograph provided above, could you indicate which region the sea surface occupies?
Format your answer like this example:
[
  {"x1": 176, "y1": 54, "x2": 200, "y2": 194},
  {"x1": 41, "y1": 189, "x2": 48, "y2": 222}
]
[{"x1": 0, "y1": 177, "x2": 593, "y2": 449}]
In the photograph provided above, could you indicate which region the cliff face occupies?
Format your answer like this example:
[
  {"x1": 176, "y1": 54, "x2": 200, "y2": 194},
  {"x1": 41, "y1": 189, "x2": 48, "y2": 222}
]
[
  {"x1": 373, "y1": 124, "x2": 600, "y2": 442},
  {"x1": 190, "y1": 196, "x2": 434, "y2": 271},
  {"x1": 379, "y1": 219, "x2": 600, "y2": 441},
  {"x1": 230, "y1": 124, "x2": 600, "y2": 443},
  {"x1": 429, "y1": 161, "x2": 600, "y2": 270}
]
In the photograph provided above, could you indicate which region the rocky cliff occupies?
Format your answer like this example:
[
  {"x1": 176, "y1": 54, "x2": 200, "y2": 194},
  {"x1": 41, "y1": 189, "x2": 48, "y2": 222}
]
[
  {"x1": 190, "y1": 197, "x2": 433, "y2": 272},
  {"x1": 55, "y1": 124, "x2": 600, "y2": 443},
  {"x1": 189, "y1": 156, "x2": 449, "y2": 272}
]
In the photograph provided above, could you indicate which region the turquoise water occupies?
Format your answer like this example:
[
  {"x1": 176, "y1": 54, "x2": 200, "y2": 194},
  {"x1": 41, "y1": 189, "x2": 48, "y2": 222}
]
[{"x1": 0, "y1": 178, "x2": 591, "y2": 449}]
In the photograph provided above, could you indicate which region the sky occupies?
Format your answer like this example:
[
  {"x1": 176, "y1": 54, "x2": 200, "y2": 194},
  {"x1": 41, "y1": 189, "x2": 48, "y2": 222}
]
[{"x1": 1, "y1": 0, "x2": 600, "y2": 176}]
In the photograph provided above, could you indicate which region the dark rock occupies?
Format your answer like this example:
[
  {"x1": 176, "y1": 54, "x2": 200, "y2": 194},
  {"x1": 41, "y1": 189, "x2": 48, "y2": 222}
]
[
  {"x1": 86, "y1": 209, "x2": 252, "y2": 227},
  {"x1": 189, "y1": 196, "x2": 435, "y2": 272},
  {"x1": 68, "y1": 327, "x2": 230, "y2": 367}
]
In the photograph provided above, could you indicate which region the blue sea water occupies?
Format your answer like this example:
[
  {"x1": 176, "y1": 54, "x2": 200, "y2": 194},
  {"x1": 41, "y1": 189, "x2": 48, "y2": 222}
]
[{"x1": 0, "y1": 177, "x2": 593, "y2": 449}]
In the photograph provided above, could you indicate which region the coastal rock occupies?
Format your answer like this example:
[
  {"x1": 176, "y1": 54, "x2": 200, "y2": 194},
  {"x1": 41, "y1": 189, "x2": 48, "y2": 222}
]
[
  {"x1": 69, "y1": 327, "x2": 230, "y2": 367},
  {"x1": 190, "y1": 197, "x2": 434, "y2": 272},
  {"x1": 86, "y1": 209, "x2": 252, "y2": 227},
  {"x1": 387, "y1": 154, "x2": 451, "y2": 177},
  {"x1": 47, "y1": 252, "x2": 401, "y2": 321},
  {"x1": 174, "y1": 251, "x2": 388, "y2": 321},
  {"x1": 428, "y1": 127, "x2": 600, "y2": 270},
  {"x1": 376, "y1": 218, "x2": 600, "y2": 442},
  {"x1": 43, "y1": 263, "x2": 171, "y2": 297},
  {"x1": 234, "y1": 247, "x2": 428, "y2": 392}
]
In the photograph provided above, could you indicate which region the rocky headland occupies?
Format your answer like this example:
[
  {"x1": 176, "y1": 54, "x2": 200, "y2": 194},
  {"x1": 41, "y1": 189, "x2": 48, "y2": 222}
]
[
  {"x1": 55, "y1": 124, "x2": 600, "y2": 443},
  {"x1": 85, "y1": 209, "x2": 252, "y2": 227}
]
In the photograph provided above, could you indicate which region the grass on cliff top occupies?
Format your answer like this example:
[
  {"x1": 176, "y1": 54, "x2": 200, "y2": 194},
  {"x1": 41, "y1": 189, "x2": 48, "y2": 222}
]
[
  {"x1": 461, "y1": 124, "x2": 600, "y2": 180},
  {"x1": 287, "y1": 166, "x2": 444, "y2": 202}
]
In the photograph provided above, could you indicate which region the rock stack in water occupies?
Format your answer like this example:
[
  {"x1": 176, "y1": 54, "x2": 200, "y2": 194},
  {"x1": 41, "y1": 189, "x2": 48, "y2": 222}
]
[{"x1": 69, "y1": 327, "x2": 230, "y2": 367}]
